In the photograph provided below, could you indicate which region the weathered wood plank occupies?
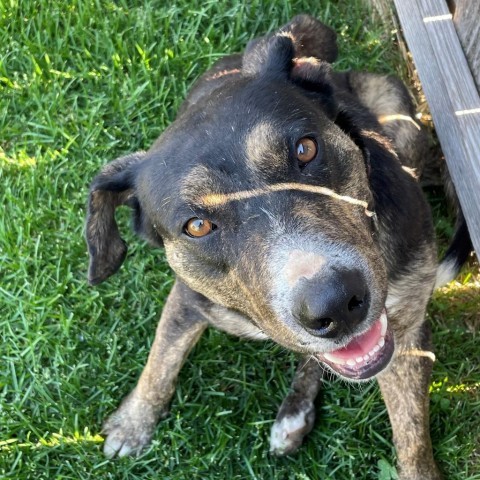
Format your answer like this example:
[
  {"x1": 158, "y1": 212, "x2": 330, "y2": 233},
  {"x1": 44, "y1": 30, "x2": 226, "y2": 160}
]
[
  {"x1": 452, "y1": 0, "x2": 480, "y2": 91},
  {"x1": 393, "y1": 0, "x2": 480, "y2": 256}
]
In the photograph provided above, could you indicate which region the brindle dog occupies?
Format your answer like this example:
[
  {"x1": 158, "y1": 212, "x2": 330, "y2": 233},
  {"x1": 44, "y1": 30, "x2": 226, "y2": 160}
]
[{"x1": 86, "y1": 15, "x2": 471, "y2": 479}]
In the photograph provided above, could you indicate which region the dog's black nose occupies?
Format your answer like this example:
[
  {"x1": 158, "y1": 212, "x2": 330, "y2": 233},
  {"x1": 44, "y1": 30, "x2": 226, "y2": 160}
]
[{"x1": 293, "y1": 268, "x2": 368, "y2": 338}]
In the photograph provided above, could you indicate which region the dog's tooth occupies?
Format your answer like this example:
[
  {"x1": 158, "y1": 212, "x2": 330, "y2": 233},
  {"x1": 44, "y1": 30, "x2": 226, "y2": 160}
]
[
  {"x1": 378, "y1": 337, "x2": 385, "y2": 348},
  {"x1": 355, "y1": 356, "x2": 364, "y2": 364},
  {"x1": 373, "y1": 344, "x2": 381, "y2": 353},
  {"x1": 380, "y1": 311, "x2": 388, "y2": 336},
  {"x1": 363, "y1": 355, "x2": 369, "y2": 361},
  {"x1": 346, "y1": 359, "x2": 356, "y2": 366},
  {"x1": 368, "y1": 350, "x2": 376, "y2": 358}
]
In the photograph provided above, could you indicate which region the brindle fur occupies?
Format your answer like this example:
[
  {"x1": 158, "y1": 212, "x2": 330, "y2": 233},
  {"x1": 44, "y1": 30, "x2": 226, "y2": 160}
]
[{"x1": 85, "y1": 15, "x2": 459, "y2": 479}]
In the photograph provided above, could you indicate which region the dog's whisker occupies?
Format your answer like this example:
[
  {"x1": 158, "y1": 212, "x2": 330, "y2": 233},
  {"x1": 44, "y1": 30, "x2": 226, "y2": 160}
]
[{"x1": 200, "y1": 183, "x2": 374, "y2": 216}]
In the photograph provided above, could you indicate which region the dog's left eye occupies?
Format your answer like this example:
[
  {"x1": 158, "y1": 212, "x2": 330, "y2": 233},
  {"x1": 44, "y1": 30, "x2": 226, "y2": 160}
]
[
  {"x1": 296, "y1": 137, "x2": 317, "y2": 164},
  {"x1": 184, "y1": 218, "x2": 216, "y2": 238}
]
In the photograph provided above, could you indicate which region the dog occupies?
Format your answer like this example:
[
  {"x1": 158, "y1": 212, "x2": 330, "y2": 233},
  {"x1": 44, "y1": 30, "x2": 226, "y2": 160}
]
[{"x1": 86, "y1": 15, "x2": 472, "y2": 479}]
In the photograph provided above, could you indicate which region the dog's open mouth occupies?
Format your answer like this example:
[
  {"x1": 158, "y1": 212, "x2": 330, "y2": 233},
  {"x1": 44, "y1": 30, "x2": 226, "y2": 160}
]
[{"x1": 316, "y1": 310, "x2": 394, "y2": 380}]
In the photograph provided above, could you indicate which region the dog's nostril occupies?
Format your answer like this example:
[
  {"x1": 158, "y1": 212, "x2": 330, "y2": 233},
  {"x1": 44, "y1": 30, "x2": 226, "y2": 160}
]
[
  {"x1": 348, "y1": 295, "x2": 365, "y2": 311},
  {"x1": 309, "y1": 317, "x2": 334, "y2": 332}
]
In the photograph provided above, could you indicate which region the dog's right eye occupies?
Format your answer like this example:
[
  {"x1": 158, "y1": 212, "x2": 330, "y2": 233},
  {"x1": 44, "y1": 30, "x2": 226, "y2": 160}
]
[
  {"x1": 296, "y1": 137, "x2": 317, "y2": 164},
  {"x1": 184, "y1": 218, "x2": 216, "y2": 238}
]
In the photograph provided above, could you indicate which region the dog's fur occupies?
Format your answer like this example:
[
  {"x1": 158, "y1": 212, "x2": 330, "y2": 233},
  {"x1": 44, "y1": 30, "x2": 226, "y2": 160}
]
[{"x1": 86, "y1": 15, "x2": 471, "y2": 479}]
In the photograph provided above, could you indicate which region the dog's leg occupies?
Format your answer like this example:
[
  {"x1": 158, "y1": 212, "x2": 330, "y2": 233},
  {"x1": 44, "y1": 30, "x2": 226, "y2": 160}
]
[
  {"x1": 270, "y1": 357, "x2": 323, "y2": 455},
  {"x1": 102, "y1": 281, "x2": 208, "y2": 458},
  {"x1": 377, "y1": 322, "x2": 442, "y2": 480}
]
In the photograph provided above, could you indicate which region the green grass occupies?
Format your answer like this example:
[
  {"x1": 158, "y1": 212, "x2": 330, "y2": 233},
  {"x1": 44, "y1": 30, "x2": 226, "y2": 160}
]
[{"x1": 1, "y1": 1, "x2": 479, "y2": 479}]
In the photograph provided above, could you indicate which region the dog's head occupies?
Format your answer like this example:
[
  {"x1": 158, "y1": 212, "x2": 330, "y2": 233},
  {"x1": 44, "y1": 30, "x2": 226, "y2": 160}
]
[{"x1": 86, "y1": 17, "x2": 397, "y2": 381}]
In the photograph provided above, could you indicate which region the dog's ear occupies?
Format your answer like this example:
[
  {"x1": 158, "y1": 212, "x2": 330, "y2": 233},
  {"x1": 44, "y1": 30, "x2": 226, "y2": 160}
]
[
  {"x1": 290, "y1": 58, "x2": 337, "y2": 118},
  {"x1": 243, "y1": 15, "x2": 337, "y2": 118},
  {"x1": 284, "y1": 14, "x2": 338, "y2": 62},
  {"x1": 243, "y1": 33, "x2": 295, "y2": 80},
  {"x1": 86, "y1": 151, "x2": 145, "y2": 285},
  {"x1": 243, "y1": 15, "x2": 337, "y2": 76}
]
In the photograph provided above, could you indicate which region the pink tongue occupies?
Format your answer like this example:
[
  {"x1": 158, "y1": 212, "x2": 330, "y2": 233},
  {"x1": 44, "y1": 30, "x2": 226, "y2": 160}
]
[{"x1": 328, "y1": 318, "x2": 383, "y2": 360}]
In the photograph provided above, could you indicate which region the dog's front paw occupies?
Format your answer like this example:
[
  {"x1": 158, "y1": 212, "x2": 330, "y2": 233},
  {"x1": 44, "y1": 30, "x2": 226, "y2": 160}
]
[
  {"x1": 102, "y1": 393, "x2": 163, "y2": 458},
  {"x1": 269, "y1": 396, "x2": 316, "y2": 456}
]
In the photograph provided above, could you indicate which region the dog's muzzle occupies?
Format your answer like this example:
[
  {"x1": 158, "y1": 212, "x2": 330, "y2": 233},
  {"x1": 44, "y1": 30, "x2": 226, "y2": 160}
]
[
  {"x1": 290, "y1": 267, "x2": 394, "y2": 379},
  {"x1": 272, "y1": 245, "x2": 392, "y2": 379}
]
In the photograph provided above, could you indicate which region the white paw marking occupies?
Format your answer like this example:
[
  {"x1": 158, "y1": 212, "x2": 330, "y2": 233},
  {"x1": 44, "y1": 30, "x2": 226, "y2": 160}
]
[
  {"x1": 104, "y1": 437, "x2": 129, "y2": 458},
  {"x1": 270, "y1": 411, "x2": 309, "y2": 455},
  {"x1": 103, "y1": 427, "x2": 152, "y2": 458}
]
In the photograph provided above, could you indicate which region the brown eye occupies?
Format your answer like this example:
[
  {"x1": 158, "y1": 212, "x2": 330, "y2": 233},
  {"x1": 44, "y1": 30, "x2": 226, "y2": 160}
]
[
  {"x1": 296, "y1": 137, "x2": 317, "y2": 163},
  {"x1": 184, "y1": 218, "x2": 216, "y2": 237}
]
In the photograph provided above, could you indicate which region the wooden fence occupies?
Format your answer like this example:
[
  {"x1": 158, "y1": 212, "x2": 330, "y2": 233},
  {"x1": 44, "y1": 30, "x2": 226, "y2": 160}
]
[{"x1": 373, "y1": 0, "x2": 480, "y2": 256}]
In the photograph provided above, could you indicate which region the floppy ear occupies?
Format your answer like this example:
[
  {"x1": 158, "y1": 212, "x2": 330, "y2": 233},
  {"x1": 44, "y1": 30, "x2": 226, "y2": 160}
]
[{"x1": 86, "y1": 151, "x2": 146, "y2": 285}]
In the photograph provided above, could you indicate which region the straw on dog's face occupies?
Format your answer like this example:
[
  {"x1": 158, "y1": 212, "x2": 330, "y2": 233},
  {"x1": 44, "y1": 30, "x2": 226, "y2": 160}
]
[{"x1": 131, "y1": 76, "x2": 393, "y2": 380}]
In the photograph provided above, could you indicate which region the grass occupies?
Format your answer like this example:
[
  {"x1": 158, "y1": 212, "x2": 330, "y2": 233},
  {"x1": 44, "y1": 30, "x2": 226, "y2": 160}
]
[{"x1": 1, "y1": 0, "x2": 478, "y2": 479}]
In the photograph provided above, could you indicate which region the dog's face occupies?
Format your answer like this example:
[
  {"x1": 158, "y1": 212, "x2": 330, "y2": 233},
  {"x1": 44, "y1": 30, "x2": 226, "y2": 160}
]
[{"x1": 87, "y1": 35, "x2": 394, "y2": 381}]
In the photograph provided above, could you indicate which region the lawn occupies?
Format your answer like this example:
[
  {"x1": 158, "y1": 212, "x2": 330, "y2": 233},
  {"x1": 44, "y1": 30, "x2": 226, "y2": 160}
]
[{"x1": 1, "y1": 1, "x2": 479, "y2": 479}]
